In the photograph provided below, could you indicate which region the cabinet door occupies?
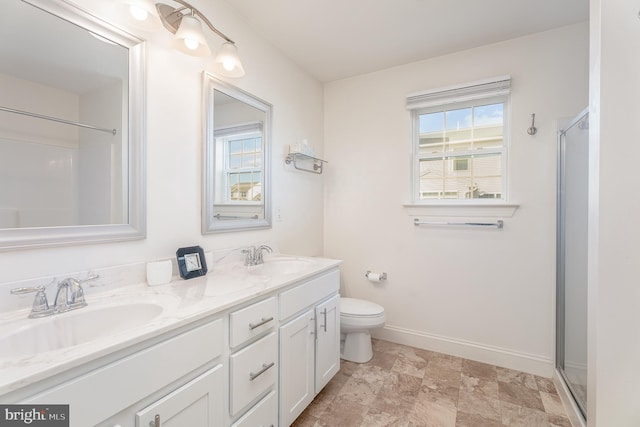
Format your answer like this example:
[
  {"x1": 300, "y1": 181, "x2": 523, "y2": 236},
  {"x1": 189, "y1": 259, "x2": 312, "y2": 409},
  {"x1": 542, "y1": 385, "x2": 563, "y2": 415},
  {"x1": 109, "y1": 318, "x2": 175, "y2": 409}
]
[
  {"x1": 279, "y1": 308, "x2": 315, "y2": 427},
  {"x1": 135, "y1": 365, "x2": 224, "y2": 427},
  {"x1": 315, "y1": 294, "x2": 340, "y2": 393}
]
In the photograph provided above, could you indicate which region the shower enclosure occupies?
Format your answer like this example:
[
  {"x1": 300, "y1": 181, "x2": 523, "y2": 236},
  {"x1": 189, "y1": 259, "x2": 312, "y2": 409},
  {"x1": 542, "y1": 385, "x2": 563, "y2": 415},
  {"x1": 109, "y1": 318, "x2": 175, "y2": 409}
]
[{"x1": 556, "y1": 108, "x2": 589, "y2": 418}]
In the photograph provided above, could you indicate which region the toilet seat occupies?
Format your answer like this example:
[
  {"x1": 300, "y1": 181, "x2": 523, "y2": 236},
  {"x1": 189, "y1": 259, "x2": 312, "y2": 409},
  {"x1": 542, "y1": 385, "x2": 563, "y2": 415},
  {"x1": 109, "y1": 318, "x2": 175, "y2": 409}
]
[
  {"x1": 340, "y1": 297, "x2": 385, "y2": 330},
  {"x1": 340, "y1": 297, "x2": 384, "y2": 317}
]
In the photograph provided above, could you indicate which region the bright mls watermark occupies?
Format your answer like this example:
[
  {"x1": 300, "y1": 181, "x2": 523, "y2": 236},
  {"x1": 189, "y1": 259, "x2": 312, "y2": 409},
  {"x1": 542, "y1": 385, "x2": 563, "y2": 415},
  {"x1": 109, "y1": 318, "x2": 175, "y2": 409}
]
[{"x1": 0, "y1": 405, "x2": 69, "y2": 426}]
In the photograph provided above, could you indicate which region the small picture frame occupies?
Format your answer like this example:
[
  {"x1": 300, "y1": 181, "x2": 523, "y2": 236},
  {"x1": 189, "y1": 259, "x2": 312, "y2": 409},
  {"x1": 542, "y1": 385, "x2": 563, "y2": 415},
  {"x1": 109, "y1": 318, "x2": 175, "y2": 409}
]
[{"x1": 176, "y1": 246, "x2": 208, "y2": 279}]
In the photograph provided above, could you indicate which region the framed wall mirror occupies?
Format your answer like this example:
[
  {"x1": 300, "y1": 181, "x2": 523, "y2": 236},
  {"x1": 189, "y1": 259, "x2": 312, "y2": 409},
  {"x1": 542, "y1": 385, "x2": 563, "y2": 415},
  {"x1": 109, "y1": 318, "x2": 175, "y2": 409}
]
[
  {"x1": 0, "y1": 0, "x2": 146, "y2": 250},
  {"x1": 203, "y1": 73, "x2": 272, "y2": 233}
]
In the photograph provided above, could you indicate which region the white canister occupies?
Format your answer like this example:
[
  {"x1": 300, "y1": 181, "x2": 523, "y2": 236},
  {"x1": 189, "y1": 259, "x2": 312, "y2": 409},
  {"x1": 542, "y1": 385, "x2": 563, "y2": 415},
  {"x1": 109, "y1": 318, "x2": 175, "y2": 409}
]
[{"x1": 146, "y1": 260, "x2": 173, "y2": 286}]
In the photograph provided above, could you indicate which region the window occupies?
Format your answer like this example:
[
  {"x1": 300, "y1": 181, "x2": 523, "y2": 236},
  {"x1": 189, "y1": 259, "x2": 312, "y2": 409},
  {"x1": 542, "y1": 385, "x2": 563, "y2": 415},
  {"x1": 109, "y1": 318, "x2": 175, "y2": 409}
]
[
  {"x1": 214, "y1": 123, "x2": 263, "y2": 204},
  {"x1": 226, "y1": 135, "x2": 262, "y2": 202},
  {"x1": 408, "y1": 76, "x2": 510, "y2": 202},
  {"x1": 453, "y1": 158, "x2": 469, "y2": 171}
]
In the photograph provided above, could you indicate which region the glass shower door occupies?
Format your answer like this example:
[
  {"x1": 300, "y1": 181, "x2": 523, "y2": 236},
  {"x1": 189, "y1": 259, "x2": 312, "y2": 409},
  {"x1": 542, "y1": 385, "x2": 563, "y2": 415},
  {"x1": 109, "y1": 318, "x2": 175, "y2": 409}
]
[{"x1": 557, "y1": 108, "x2": 589, "y2": 417}]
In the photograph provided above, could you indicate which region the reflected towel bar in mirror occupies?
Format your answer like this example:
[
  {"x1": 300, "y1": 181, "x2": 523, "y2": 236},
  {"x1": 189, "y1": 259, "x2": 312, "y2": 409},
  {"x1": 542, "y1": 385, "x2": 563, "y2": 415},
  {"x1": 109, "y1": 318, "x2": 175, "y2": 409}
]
[
  {"x1": 414, "y1": 219, "x2": 504, "y2": 228},
  {"x1": 214, "y1": 214, "x2": 259, "y2": 220}
]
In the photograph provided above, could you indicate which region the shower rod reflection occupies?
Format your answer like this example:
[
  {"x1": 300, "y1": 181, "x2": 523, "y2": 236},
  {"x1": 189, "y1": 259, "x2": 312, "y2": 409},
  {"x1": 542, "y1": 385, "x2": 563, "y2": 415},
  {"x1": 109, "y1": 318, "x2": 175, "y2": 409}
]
[
  {"x1": 413, "y1": 218, "x2": 503, "y2": 229},
  {"x1": 0, "y1": 106, "x2": 117, "y2": 135}
]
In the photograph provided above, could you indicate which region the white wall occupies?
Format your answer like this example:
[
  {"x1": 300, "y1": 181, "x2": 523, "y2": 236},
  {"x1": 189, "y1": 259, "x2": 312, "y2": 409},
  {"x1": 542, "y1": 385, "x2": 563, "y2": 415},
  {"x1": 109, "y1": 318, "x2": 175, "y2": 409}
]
[
  {"x1": 588, "y1": 0, "x2": 640, "y2": 424},
  {"x1": 0, "y1": 0, "x2": 324, "y2": 283},
  {"x1": 324, "y1": 23, "x2": 588, "y2": 376}
]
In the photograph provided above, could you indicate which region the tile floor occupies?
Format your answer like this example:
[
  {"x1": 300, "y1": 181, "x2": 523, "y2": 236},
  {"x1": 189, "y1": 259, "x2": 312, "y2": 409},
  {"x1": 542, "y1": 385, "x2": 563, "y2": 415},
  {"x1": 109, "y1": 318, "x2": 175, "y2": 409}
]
[{"x1": 292, "y1": 339, "x2": 573, "y2": 427}]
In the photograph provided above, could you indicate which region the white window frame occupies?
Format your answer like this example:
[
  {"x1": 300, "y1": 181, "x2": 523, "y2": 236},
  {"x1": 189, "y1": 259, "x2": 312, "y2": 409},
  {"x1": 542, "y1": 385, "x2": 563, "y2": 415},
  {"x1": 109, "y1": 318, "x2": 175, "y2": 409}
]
[
  {"x1": 213, "y1": 123, "x2": 263, "y2": 205},
  {"x1": 408, "y1": 76, "x2": 511, "y2": 205},
  {"x1": 222, "y1": 132, "x2": 262, "y2": 203}
]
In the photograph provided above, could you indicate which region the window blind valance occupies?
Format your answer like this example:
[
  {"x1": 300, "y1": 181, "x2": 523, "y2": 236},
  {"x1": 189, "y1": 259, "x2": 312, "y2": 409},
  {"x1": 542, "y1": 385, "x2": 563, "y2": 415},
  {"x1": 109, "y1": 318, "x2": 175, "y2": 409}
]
[{"x1": 406, "y1": 75, "x2": 511, "y2": 110}]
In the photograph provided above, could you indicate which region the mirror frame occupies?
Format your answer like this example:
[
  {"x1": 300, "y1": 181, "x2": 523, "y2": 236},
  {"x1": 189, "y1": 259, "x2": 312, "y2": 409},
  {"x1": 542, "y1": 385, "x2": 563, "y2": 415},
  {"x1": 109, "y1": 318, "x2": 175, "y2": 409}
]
[
  {"x1": 0, "y1": 0, "x2": 146, "y2": 251},
  {"x1": 202, "y1": 72, "x2": 272, "y2": 233}
]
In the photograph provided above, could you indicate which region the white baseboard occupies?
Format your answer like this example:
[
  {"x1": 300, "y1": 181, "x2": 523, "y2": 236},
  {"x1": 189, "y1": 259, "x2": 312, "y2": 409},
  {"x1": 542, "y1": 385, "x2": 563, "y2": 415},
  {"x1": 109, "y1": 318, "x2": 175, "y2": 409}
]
[{"x1": 373, "y1": 325, "x2": 554, "y2": 377}]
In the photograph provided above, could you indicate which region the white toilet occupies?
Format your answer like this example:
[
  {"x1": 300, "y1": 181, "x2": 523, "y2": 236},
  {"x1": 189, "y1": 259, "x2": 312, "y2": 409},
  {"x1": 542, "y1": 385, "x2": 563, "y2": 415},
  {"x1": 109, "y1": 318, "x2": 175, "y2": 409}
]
[{"x1": 340, "y1": 297, "x2": 386, "y2": 363}]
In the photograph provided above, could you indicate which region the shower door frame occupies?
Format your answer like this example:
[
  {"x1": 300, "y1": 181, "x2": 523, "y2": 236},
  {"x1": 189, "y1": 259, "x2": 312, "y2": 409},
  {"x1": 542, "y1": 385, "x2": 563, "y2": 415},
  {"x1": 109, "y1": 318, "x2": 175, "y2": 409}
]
[{"x1": 556, "y1": 107, "x2": 589, "y2": 420}]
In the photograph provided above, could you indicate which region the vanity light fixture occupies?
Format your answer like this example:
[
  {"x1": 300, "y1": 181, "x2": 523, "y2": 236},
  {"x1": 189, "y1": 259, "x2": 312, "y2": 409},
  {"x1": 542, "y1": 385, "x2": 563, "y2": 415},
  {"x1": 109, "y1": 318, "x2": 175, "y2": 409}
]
[
  {"x1": 172, "y1": 11, "x2": 211, "y2": 56},
  {"x1": 120, "y1": 0, "x2": 245, "y2": 77},
  {"x1": 119, "y1": 0, "x2": 163, "y2": 30}
]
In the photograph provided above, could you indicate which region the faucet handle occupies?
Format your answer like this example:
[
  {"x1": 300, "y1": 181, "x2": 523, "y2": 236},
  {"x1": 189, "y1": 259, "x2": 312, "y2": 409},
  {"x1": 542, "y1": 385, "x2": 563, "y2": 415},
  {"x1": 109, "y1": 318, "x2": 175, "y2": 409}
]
[
  {"x1": 77, "y1": 274, "x2": 100, "y2": 285},
  {"x1": 242, "y1": 247, "x2": 255, "y2": 266},
  {"x1": 10, "y1": 285, "x2": 45, "y2": 295},
  {"x1": 10, "y1": 285, "x2": 53, "y2": 318}
]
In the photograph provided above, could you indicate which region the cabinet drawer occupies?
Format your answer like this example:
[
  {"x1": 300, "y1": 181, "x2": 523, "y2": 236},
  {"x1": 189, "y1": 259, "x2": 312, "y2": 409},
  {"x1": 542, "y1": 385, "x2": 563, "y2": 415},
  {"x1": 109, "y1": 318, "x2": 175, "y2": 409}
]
[
  {"x1": 136, "y1": 364, "x2": 224, "y2": 427},
  {"x1": 26, "y1": 319, "x2": 223, "y2": 427},
  {"x1": 230, "y1": 297, "x2": 276, "y2": 349},
  {"x1": 279, "y1": 269, "x2": 340, "y2": 321},
  {"x1": 231, "y1": 390, "x2": 277, "y2": 427},
  {"x1": 230, "y1": 332, "x2": 277, "y2": 416}
]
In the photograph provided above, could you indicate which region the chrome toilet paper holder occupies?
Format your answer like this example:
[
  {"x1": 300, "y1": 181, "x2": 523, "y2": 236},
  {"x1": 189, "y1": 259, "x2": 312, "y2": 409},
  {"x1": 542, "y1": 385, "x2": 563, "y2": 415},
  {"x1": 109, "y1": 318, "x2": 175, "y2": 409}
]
[{"x1": 365, "y1": 270, "x2": 387, "y2": 281}]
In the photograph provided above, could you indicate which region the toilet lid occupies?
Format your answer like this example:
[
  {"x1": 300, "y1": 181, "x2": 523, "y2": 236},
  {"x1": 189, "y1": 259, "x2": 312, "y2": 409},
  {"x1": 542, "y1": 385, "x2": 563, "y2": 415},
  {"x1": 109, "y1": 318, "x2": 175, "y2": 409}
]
[{"x1": 340, "y1": 297, "x2": 384, "y2": 316}]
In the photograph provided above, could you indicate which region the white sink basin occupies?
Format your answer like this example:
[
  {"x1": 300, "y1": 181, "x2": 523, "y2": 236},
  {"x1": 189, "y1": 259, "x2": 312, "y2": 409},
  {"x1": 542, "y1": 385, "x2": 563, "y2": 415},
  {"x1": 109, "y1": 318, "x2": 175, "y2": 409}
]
[
  {"x1": 207, "y1": 256, "x2": 317, "y2": 296},
  {"x1": 249, "y1": 257, "x2": 315, "y2": 276},
  {"x1": 0, "y1": 302, "x2": 164, "y2": 358}
]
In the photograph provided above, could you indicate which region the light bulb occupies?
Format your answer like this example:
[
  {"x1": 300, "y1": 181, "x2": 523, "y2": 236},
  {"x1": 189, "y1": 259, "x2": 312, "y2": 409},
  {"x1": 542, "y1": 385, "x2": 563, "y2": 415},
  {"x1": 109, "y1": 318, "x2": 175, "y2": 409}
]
[
  {"x1": 214, "y1": 42, "x2": 245, "y2": 77},
  {"x1": 184, "y1": 38, "x2": 199, "y2": 50},
  {"x1": 129, "y1": 5, "x2": 149, "y2": 21},
  {"x1": 222, "y1": 59, "x2": 235, "y2": 71}
]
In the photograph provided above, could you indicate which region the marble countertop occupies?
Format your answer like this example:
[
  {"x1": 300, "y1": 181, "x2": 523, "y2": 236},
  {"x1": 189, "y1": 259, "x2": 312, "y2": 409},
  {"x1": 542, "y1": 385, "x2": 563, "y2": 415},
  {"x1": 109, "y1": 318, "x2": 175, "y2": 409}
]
[{"x1": 0, "y1": 255, "x2": 341, "y2": 396}]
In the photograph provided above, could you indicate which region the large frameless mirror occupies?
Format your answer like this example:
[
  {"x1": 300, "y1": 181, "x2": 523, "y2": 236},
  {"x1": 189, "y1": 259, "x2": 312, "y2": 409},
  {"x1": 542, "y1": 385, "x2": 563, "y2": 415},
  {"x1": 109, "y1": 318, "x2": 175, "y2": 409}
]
[
  {"x1": 0, "y1": 0, "x2": 146, "y2": 250},
  {"x1": 202, "y1": 72, "x2": 272, "y2": 233}
]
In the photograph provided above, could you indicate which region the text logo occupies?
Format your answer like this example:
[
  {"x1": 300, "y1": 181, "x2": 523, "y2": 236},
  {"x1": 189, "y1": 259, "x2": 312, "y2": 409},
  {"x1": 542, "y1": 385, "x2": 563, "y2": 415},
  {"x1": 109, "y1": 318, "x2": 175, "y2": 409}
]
[{"x1": 0, "y1": 405, "x2": 69, "y2": 426}]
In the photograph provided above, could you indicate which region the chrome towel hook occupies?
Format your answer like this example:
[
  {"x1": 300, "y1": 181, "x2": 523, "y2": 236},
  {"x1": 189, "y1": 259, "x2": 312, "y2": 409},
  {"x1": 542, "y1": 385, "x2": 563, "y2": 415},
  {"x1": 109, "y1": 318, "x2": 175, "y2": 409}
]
[{"x1": 527, "y1": 113, "x2": 538, "y2": 135}]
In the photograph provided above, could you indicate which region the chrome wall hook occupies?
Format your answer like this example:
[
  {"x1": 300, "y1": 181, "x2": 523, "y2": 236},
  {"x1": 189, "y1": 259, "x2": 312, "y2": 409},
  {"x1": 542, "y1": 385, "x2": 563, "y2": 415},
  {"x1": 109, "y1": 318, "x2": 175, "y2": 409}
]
[{"x1": 527, "y1": 113, "x2": 538, "y2": 135}]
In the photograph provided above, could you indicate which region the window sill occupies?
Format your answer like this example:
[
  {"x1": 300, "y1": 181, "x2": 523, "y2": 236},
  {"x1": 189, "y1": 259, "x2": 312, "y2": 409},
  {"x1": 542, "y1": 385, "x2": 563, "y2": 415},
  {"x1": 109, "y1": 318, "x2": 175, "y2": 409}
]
[{"x1": 403, "y1": 202, "x2": 519, "y2": 218}]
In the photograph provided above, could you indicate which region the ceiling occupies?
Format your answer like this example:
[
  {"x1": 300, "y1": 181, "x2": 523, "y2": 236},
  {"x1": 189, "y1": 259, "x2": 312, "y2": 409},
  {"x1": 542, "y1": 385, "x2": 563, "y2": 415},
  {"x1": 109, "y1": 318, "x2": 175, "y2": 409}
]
[{"x1": 227, "y1": 0, "x2": 589, "y2": 82}]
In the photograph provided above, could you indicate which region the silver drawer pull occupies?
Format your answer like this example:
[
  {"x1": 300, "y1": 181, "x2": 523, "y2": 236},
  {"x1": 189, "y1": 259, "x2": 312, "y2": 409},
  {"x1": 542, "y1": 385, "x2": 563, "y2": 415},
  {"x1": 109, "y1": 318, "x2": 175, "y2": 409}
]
[
  {"x1": 248, "y1": 316, "x2": 274, "y2": 330},
  {"x1": 149, "y1": 414, "x2": 160, "y2": 427},
  {"x1": 249, "y1": 362, "x2": 275, "y2": 381}
]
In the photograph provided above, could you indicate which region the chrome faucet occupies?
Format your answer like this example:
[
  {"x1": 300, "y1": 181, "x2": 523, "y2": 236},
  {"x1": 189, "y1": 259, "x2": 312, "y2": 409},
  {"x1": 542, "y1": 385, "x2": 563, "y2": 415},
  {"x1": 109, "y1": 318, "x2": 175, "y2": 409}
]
[
  {"x1": 242, "y1": 245, "x2": 273, "y2": 266},
  {"x1": 54, "y1": 278, "x2": 88, "y2": 313},
  {"x1": 10, "y1": 275, "x2": 99, "y2": 318},
  {"x1": 254, "y1": 244, "x2": 273, "y2": 265}
]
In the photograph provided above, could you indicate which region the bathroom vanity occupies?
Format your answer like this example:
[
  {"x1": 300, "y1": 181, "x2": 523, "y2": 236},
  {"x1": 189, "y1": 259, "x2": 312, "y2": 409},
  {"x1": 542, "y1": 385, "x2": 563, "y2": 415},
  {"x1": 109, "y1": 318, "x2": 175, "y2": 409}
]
[{"x1": 0, "y1": 255, "x2": 341, "y2": 427}]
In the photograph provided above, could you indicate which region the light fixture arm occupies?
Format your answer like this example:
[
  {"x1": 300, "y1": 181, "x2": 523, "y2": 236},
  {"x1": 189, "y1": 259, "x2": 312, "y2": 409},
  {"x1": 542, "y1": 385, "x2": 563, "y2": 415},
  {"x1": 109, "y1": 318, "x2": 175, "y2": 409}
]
[{"x1": 158, "y1": 0, "x2": 234, "y2": 44}]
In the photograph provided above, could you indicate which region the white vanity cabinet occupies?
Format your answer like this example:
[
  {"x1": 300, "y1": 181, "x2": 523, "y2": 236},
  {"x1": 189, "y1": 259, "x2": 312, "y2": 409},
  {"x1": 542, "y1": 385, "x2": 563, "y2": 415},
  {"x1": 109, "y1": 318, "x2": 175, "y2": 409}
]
[
  {"x1": 278, "y1": 270, "x2": 340, "y2": 426},
  {"x1": 20, "y1": 318, "x2": 225, "y2": 427},
  {"x1": 228, "y1": 298, "x2": 278, "y2": 425},
  {"x1": 2, "y1": 262, "x2": 342, "y2": 427}
]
